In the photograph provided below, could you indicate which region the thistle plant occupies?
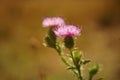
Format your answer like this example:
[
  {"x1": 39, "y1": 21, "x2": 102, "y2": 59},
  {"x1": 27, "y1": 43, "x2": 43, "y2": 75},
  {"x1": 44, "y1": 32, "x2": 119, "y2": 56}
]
[{"x1": 42, "y1": 17, "x2": 103, "y2": 80}]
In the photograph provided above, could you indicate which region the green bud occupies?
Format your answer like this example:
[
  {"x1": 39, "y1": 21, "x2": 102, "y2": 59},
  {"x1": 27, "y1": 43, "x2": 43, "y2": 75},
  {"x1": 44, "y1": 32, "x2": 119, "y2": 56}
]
[
  {"x1": 72, "y1": 50, "x2": 82, "y2": 64},
  {"x1": 44, "y1": 28, "x2": 57, "y2": 48},
  {"x1": 48, "y1": 28, "x2": 56, "y2": 41},
  {"x1": 89, "y1": 64, "x2": 99, "y2": 80},
  {"x1": 64, "y1": 37, "x2": 74, "y2": 49},
  {"x1": 45, "y1": 36, "x2": 56, "y2": 48}
]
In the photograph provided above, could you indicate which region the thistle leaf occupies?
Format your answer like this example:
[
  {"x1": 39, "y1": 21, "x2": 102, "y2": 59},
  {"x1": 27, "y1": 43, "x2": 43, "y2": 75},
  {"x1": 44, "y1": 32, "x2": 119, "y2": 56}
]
[
  {"x1": 67, "y1": 66, "x2": 76, "y2": 70},
  {"x1": 82, "y1": 60, "x2": 91, "y2": 65}
]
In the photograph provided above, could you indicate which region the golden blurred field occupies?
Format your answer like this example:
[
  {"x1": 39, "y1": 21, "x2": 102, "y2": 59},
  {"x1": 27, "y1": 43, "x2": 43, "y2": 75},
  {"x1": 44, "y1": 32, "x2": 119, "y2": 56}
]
[{"x1": 0, "y1": 0, "x2": 120, "y2": 80}]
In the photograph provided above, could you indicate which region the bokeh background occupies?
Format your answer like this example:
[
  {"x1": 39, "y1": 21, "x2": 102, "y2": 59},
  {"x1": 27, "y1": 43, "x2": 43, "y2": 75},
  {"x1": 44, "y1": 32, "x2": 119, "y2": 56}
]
[{"x1": 0, "y1": 0, "x2": 120, "y2": 80}]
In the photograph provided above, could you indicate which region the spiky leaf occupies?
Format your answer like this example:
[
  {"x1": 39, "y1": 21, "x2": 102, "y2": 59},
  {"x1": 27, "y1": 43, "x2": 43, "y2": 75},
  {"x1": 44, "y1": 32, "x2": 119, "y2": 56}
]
[
  {"x1": 67, "y1": 66, "x2": 76, "y2": 70},
  {"x1": 82, "y1": 60, "x2": 91, "y2": 65}
]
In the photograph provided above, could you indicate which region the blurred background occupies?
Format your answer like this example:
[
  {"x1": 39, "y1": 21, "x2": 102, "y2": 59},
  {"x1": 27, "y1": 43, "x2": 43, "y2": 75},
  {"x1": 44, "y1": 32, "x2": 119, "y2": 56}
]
[{"x1": 0, "y1": 0, "x2": 120, "y2": 80}]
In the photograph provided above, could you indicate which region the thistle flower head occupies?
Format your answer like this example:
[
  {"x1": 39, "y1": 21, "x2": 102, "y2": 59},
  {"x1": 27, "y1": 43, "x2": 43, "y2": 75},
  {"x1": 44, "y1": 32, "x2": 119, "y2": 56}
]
[
  {"x1": 42, "y1": 17, "x2": 65, "y2": 27},
  {"x1": 54, "y1": 25, "x2": 81, "y2": 38}
]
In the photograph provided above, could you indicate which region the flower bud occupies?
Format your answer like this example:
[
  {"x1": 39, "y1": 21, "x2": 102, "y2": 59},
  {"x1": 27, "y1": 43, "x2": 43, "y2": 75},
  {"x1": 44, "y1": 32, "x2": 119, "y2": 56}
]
[{"x1": 64, "y1": 37, "x2": 74, "y2": 49}]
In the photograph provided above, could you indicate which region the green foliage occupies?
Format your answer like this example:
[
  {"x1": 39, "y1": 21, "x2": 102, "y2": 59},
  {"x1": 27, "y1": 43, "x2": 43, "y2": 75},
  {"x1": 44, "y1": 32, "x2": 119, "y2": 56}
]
[{"x1": 43, "y1": 19, "x2": 103, "y2": 80}]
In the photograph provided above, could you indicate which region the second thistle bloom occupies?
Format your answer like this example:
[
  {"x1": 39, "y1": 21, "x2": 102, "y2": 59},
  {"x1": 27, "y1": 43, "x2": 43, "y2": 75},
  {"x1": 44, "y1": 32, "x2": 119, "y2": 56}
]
[
  {"x1": 42, "y1": 17, "x2": 65, "y2": 27},
  {"x1": 54, "y1": 25, "x2": 81, "y2": 38}
]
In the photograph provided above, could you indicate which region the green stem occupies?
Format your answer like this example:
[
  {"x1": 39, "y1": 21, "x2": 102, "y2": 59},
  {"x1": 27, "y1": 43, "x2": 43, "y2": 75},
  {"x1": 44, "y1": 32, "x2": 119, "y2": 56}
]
[
  {"x1": 60, "y1": 53, "x2": 71, "y2": 66},
  {"x1": 77, "y1": 65, "x2": 83, "y2": 80},
  {"x1": 55, "y1": 45, "x2": 78, "y2": 76},
  {"x1": 89, "y1": 75, "x2": 92, "y2": 80},
  {"x1": 69, "y1": 49, "x2": 83, "y2": 80}
]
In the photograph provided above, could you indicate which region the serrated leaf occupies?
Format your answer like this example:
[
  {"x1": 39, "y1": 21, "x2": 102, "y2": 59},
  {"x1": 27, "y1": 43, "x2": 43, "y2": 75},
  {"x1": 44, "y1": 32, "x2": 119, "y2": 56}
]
[
  {"x1": 67, "y1": 66, "x2": 76, "y2": 70},
  {"x1": 82, "y1": 60, "x2": 91, "y2": 65}
]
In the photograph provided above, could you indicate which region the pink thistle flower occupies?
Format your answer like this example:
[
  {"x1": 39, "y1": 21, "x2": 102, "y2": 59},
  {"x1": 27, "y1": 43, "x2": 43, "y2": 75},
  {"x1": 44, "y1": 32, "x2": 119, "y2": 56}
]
[
  {"x1": 42, "y1": 17, "x2": 65, "y2": 27},
  {"x1": 54, "y1": 25, "x2": 81, "y2": 37}
]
